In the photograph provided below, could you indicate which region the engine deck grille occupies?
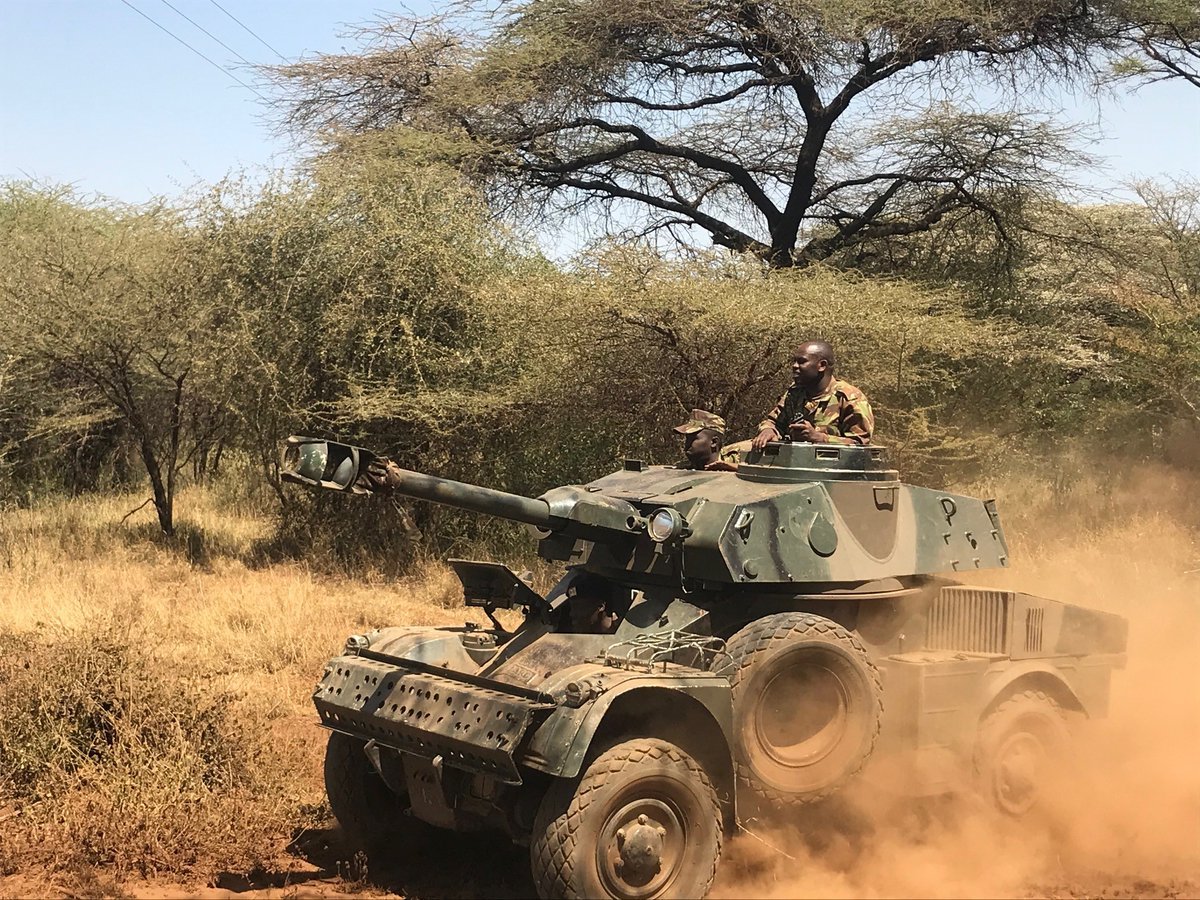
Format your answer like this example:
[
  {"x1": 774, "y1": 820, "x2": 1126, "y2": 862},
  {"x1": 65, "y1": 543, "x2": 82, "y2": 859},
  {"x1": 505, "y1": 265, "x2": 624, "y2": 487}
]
[
  {"x1": 926, "y1": 586, "x2": 1011, "y2": 654},
  {"x1": 1024, "y1": 606, "x2": 1045, "y2": 653}
]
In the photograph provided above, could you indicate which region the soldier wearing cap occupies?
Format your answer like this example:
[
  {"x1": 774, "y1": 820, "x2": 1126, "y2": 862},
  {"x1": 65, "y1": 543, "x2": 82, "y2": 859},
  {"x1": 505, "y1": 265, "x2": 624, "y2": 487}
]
[{"x1": 673, "y1": 409, "x2": 741, "y2": 470}]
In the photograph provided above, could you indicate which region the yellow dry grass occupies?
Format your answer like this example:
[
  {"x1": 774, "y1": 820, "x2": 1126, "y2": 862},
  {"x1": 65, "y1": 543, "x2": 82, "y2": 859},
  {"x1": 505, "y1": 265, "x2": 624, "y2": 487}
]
[
  {"x1": 0, "y1": 487, "x2": 473, "y2": 680},
  {"x1": 0, "y1": 486, "x2": 474, "y2": 892}
]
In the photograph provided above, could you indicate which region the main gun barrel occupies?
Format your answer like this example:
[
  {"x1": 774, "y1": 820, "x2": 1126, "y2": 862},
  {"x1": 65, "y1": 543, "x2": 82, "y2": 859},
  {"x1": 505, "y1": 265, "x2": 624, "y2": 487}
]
[
  {"x1": 279, "y1": 436, "x2": 556, "y2": 530},
  {"x1": 380, "y1": 465, "x2": 555, "y2": 530}
]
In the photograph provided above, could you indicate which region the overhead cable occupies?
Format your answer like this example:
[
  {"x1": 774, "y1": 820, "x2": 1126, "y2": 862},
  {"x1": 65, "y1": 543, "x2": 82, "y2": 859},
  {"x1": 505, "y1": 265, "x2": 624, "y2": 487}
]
[
  {"x1": 206, "y1": 0, "x2": 286, "y2": 62},
  {"x1": 158, "y1": 0, "x2": 255, "y2": 67},
  {"x1": 117, "y1": 0, "x2": 266, "y2": 99}
]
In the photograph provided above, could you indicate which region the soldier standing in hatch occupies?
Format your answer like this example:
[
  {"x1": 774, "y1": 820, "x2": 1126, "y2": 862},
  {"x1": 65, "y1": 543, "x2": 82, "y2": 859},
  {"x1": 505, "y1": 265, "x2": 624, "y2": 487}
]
[
  {"x1": 750, "y1": 340, "x2": 874, "y2": 450},
  {"x1": 673, "y1": 409, "x2": 741, "y2": 470}
]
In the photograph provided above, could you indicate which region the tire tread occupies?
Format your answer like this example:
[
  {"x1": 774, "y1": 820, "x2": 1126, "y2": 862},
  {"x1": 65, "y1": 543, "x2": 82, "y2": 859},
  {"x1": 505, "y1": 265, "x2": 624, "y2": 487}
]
[
  {"x1": 323, "y1": 731, "x2": 407, "y2": 851},
  {"x1": 530, "y1": 738, "x2": 722, "y2": 900},
  {"x1": 714, "y1": 612, "x2": 883, "y2": 807}
]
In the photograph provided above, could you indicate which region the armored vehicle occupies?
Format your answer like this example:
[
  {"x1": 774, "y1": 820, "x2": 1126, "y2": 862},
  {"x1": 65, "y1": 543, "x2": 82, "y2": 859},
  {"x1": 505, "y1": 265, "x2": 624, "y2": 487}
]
[{"x1": 281, "y1": 436, "x2": 1127, "y2": 900}]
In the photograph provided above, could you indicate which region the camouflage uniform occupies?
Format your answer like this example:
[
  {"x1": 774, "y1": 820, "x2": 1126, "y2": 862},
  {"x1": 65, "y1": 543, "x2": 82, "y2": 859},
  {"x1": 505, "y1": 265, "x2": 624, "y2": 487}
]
[
  {"x1": 759, "y1": 378, "x2": 874, "y2": 446},
  {"x1": 673, "y1": 409, "x2": 742, "y2": 467}
]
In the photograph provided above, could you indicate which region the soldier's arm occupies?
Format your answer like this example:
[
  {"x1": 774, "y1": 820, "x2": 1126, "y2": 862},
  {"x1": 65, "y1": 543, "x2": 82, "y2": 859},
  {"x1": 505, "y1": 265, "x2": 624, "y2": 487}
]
[
  {"x1": 756, "y1": 390, "x2": 789, "y2": 436},
  {"x1": 704, "y1": 459, "x2": 739, "y2": 471},
  {"x1": 827, "y1": 396, "x2": 874, "y2": 446},
  {"x1": 706, "y1": 442, "x2": 746, "y2": 471},
  {"x1": 752, "y1": 391, "x2": 790, "y2": 450},
  {"x1": 822, "y1": 433, "x2": 861, "y2": 445}
]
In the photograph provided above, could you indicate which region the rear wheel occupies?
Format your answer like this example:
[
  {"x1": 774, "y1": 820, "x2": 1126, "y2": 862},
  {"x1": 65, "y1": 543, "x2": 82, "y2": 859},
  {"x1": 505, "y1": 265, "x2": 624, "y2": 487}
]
[
  {"x1": 530, "y1": 738, "x2": 722, "y2": 900},
  {"x1": 975, "y1": 690, "x2": 1071, "y2": 816},
  {"x1": 715, "y1": 613, "x2": 883, "y2": 809},
  {"x1": 324, "y1": 731, "x2": 414, "y2": 851}
]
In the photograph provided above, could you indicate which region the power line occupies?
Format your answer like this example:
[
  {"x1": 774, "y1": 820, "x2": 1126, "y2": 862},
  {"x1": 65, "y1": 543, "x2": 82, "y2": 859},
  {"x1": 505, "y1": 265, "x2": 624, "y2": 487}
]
[
  {"x1": 158, "y1": 0, "x2": 255, "y2": 68},
  {"x1": 117, "y1": 0, "x2": 266, "y2": 99},
  {"x1": 206, "y1": 0, "x2": 285, "y2": 62}
]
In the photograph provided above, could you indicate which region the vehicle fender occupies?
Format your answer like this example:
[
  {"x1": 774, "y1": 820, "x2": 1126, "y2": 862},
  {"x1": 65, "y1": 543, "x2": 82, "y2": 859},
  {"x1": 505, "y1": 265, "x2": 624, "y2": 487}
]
[
  {"x1": 981, "y1": 659, "x2": 1087, "y2": 718},
  {"x1": 366, "y1": 626, "x2": 480, "y2": 674},
  {"x1": 521, "y1": 672, "x2": 734, "y2": 784}
]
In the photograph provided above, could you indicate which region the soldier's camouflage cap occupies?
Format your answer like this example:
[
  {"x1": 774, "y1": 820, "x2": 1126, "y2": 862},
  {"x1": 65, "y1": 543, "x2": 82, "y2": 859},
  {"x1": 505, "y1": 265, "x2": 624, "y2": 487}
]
[{"x1": 673, "y1": 409, "x2": 726, "y2": 435}]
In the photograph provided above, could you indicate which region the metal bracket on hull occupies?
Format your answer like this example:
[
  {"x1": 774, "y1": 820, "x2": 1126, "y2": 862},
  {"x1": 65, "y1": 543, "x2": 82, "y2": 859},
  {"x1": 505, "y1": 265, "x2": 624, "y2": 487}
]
[{"x1": 314, "y1": 654, "x2": 556, "y2": 783}]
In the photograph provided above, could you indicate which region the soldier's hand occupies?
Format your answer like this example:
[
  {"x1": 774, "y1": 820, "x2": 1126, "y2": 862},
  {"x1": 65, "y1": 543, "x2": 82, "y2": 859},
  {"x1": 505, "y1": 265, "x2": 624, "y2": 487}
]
[
  {"x1": 704, "y1": 460, "x2": 738, "y2": 472},
  {"x1": 361, "y1": 459, "x2": 388, "y2": 492},
  {"x1": 750, "y1": 427, "x2": 779, "y2": 451},
  {"x1": 363, "y1": 458, "x2": 403, "y2": 492},
  {"x1": 790, "y1": 421, "x2": 827, "y2": 443}
]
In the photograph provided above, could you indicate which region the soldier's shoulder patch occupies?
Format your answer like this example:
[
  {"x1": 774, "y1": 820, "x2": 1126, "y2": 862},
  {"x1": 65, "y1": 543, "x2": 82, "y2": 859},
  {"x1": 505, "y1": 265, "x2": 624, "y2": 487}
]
[{"x1": 833, "y1": 380, "x2": 865, "y2": 401}]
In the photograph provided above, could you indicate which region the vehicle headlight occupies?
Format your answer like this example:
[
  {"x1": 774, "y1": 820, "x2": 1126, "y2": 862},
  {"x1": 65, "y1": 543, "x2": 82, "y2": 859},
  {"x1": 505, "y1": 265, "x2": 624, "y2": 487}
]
[{"x1": 647, "y1": 507, "x2": 687, "y2": 542}]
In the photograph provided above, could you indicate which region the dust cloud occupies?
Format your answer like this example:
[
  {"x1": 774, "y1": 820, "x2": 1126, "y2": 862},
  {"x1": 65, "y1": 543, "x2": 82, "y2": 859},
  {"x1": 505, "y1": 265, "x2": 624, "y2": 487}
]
[{"x1": 712, "y1": 469, "x2": 1200, "y2": 899}]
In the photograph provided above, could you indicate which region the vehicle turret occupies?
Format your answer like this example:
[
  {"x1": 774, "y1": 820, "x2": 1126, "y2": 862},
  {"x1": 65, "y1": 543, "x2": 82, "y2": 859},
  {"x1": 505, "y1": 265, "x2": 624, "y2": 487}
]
[{"x1": 280, "y1": 435, "x2": 1009, "y2": 592}]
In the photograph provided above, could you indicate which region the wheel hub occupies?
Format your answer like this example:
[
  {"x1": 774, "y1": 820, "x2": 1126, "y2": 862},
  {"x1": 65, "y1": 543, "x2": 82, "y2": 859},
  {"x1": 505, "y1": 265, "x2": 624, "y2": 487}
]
[
  {"x1": 756, "y1": 661, "x2": 849, "y2": 767},
  {"x1": 994, "y1": 732, "x2": 1045, "y2": 812},
  {"x1": 618, "y1": 814, "x2": 666, "y2": 876},
  {"x1": 600, "y1": 800, "x2": 684, "y2": 898}
]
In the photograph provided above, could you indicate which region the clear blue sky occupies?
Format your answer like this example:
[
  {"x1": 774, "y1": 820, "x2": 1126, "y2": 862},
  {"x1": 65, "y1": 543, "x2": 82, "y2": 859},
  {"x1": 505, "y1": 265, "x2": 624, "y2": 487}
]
[
  {"x1": 2, "y1": 0, "x2": 1197, "y2": 212},
  {"x1": 1, "y1": 0, "x2": 425, "y2": 200}
]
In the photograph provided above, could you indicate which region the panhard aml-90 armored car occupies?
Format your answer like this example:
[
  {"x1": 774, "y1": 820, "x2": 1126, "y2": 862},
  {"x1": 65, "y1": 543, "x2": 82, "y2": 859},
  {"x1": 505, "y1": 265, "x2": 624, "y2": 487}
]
[{"x1": 280, "y1": 435, "x2": 1127, "y2": 900}]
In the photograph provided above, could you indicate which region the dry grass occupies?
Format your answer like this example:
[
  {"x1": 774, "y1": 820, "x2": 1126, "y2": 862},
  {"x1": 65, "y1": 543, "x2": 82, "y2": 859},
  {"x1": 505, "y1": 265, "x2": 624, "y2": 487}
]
[
  {"x1": 0, "y1": 463, "x2": 1196, "y2": 896},
  {"x1": 0, "y1": 486, "x2": 473, "y2": 892}
]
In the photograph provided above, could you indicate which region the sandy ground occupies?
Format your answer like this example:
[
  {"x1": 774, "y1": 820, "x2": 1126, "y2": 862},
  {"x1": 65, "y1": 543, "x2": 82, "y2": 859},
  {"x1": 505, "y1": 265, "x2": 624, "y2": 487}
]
[{"x1": 4, "y1": 822, "x2": 1193, "y2": 900}]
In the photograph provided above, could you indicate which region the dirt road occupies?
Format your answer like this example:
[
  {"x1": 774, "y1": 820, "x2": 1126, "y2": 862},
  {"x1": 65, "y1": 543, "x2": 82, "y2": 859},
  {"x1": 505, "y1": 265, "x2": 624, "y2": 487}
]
[{"x1": 9, "y1": 819, "x2": 1192, "y2": 900}]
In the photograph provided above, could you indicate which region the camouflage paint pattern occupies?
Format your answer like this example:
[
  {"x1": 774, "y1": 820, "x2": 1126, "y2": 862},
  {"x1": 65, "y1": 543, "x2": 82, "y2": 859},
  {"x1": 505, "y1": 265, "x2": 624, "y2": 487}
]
[
  {"x1": 281, "y1": 437, "x2": 1009, "y2": 591},
  {"x1": 552, "y1": 442, "x2": 1008, "y2": 589}
]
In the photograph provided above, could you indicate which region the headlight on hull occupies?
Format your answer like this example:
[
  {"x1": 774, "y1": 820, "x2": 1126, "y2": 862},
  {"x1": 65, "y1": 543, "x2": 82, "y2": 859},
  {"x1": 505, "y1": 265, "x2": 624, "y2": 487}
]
[{"x1": 647, "y1": 507, "x2": 688, "y2": 542}]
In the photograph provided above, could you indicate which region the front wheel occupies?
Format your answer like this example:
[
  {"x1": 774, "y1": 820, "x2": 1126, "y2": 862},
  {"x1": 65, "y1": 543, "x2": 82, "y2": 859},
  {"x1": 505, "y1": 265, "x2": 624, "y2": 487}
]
[
  {"x1": 529, "y1": 738, "x2": 723, "y2": 900},
  {"x1": 324, "y1": 731, "x2": 414, "y2": 851}
]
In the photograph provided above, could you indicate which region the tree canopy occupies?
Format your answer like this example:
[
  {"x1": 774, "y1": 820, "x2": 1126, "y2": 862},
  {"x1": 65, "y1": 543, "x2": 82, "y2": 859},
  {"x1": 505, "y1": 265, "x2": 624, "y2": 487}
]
[
  {"x1": 0, "y1": 186, "x2": 239, "y2": 533},
  {"x1": 1, "y1": 167, "x2": 1196, "y2": 557},
  {"x1": 269, "y1": 0, "x2": 1183, "y2": 268},
  {"x1": 1111, "y1": 1, "x2": 1200, "y2": 87}
]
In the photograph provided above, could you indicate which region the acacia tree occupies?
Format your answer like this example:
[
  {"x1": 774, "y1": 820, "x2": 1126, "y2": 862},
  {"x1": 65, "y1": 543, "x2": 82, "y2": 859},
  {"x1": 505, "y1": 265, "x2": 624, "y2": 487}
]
[
  {"x1": 268, "y1": 0, "x2": 1165, "y2": 268},
  {"x1": 1109, "y1": 179, "x2": 1200, "y2": 429},
  {"x1": 1112, "y1": 2, "x2": 1200, "y2": 87},
  {"x1": 194, "y1": 155, "x2": 521, "y2": 495},
  {"x1": 476, "y1": 250, "x2": 1030, "y2": 481},
  {"x1": 0, "y1": 186, "x2": 241, "y2": 534}
]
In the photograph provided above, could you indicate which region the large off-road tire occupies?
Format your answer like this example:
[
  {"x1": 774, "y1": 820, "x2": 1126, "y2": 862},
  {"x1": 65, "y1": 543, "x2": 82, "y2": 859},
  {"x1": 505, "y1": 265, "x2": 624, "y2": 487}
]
[
  {"x1": 715, "y1": 613, "x2": 883, "y2": 809},
  {"x1": 324, "y1": 731, "x2": 412, "y2": 851},
  {"x1": 975, "y1": 689, "x2": 1071, "y2": 817},
  {"x1": 529, "y1": 738, "x2": 722, "y2": 900}
]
